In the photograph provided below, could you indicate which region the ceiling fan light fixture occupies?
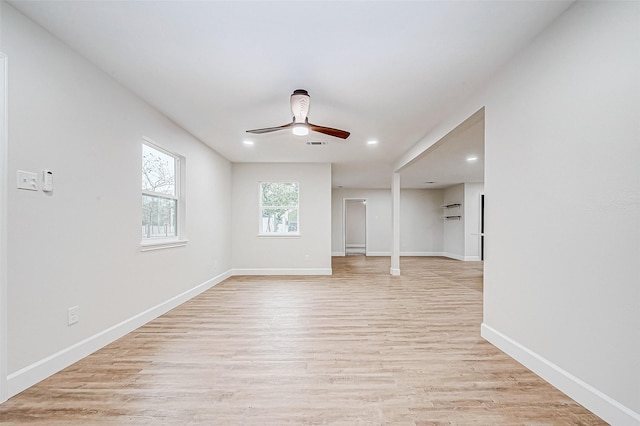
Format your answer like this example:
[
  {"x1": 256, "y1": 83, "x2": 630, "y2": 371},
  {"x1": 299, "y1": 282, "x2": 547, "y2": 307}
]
[
  {"x1": 246, "y1": 90, "x2": 349, "y2": 139},
  {"x1": 292, "y1": 124, "x2": 309, "y2": 136}
]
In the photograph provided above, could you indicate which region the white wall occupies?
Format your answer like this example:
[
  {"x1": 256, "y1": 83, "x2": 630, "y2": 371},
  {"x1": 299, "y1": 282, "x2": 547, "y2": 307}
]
[
  {"x1": 231, "y1": 163, "x2": 332, "y2": 274},
  {"x1": 332, "y1": 188, "x2": 446, "y2": 257},
  {"x1": 401, "y1": 1, "x2": 639, "y2": 423},
  {"x1": 482, "y1": 2, "x2": 640, "y2": 421},
  {"x1": 331, "y1": 188, "x2": 392, "y2": 256},
  {"x1": 2, "y1": 4, "x2": 232, "y2": 397},
  {"x1": 0, "y1": 11, "x2": 8, "y2": 402},
  {"x1": 400, "y1": 189, "x2": 444, "y2": 256},
  {"x1": 443, "y1": 183, "x2": 484, "y2": 261},
  {"x1": 442, "y1": 184, "x2": 464, "y2": 259},
  {"x1": 463, "y1": 183, "x2": 483, "y2": 260}
]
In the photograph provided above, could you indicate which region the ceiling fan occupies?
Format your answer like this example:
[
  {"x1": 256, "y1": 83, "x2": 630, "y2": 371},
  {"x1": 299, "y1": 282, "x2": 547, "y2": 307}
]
[{"x1": 246, "y1": 89, "x2": 350, "y2": 139}]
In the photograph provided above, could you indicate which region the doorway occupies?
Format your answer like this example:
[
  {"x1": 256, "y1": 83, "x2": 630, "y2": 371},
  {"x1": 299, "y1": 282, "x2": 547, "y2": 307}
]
[
  {"x1": 344, "y1": 199, "x2": 366, "y2": 256},
  {"x1": 481, "y1": 194, "x2": 485, "y2": 261}
]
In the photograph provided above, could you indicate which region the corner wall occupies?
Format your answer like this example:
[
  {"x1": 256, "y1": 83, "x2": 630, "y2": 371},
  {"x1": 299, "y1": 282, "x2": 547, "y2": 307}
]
[
  {"x1": 331, "y1": 188, "x2": 392, "y2": 256},
  {"x1": 463, "y1": 183, "x2": 483, "y2": 261},
  {"x1": 442, "y1": 184, "x2": 464, "y2": 259},
  {"x1": 400, "y1": 189, "x2": 444, "y2": 256},
  {"x1": 2, "y1": 4, "x2": 232, "y2": 398},
  {"x1": 442, "y1": 183, "x2": 484, "y2": 261},
  {"x1": 331, "y1": 188, "x2": 445, "y2": 257},
  {"x1": 231, "y1": 163, "x2": 332, "y2": 274},
  {"x1": 481, "y1": 2, "x2": 639, "y2": 421},
  {"x1": 396, "y1": 2, "x2": 639, "y2": 422}
]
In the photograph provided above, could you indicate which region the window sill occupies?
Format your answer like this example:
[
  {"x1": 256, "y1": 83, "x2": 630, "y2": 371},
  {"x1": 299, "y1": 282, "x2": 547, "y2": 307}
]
[
  {"x1": 140, "y1": 239, "x2": 188, "y2": 252},
  {"x1": 257, "y1": 234, "x2": 301, "y2": 239}
]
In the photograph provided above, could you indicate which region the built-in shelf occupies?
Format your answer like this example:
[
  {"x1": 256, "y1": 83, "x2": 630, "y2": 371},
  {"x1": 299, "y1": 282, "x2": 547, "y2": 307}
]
[{"x1": 442, "y1": 202, "x2": 462, "y2": 220}]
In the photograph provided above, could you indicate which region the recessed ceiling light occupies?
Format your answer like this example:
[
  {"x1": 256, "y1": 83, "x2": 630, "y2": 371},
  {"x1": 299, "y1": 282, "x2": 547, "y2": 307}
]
[
  {"x1": 466, "y1": 155, "x2": 478, "y2": 162},
  {"x1": 424, "y1": 181, "x2": 437, "y2": 184},
  {"x1": 367, "y1": 140, "x2": 378, "y2": 145},
  {"x1": 243, "y1": 140, "x2": 254, "y2": 146}
]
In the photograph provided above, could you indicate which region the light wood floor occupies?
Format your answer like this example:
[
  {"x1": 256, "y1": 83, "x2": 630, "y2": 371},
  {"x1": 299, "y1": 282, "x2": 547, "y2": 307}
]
[{"x1": 0, "y1": 256, "x2": 605, "y2": 425}]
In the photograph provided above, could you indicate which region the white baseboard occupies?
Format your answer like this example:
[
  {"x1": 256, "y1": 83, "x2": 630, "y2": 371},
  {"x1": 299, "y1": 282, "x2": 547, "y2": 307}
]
[
  {"x1": 481, "y1": 323, "x2": 640, "y2": 425},
  {"x1": 346, "y1": 244, "x2": 366, "y2": 249},
  {"x1": 331, "y1": 252, "x2": 477, "y2": 259},
  {"x1": 333, "y1": 252, "x2": 459, "y2": 258},
  {"x1": 441, "y1": 252, "x2": 481, "y2": 261},
  {"x1": 346, "y1": 249, "x2": 366, "y2": 255},
  {"x1": 232, "y1": 268, "x2": 332, "y2": 276},
  {"x1": 365, "y1": 251, "x2": 391, "y2": 256},
  {"x1": 400, "y1": 251, "x2": 444, "y2": 257},
  {"x1": 442, "y1": 252, "x2": 464, "y2": 261},
  {"x1": 390, "y1": 267, "x2": 401, "y2": 276},
  {"x1": 7, "y1": 270, "x2": 232, "y2": 398}
]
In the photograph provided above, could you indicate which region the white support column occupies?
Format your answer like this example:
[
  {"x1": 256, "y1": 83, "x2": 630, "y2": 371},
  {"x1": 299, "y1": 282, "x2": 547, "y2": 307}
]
[{"x1": 390, "y1": 172, "x2": 401, "y2": 276}]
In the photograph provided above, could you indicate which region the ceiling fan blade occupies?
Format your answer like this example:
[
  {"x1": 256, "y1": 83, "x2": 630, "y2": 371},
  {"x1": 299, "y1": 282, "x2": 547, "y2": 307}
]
[
  {"x1": 308, "y1": 123, "x2": 350, "y2": 139},
  {"x1": 246, "y1": 122, "x2": 294, "y2": 134}
]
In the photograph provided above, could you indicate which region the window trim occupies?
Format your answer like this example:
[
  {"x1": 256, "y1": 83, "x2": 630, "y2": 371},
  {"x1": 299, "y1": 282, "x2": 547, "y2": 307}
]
[
  {"x1": 141, "y1": 137, "x2": 186, "y2": 249},
  {"x1": 140, "y1": 238, "x2": 188, "y2": 252},
  {"x1": 258, "y1": 181, "x2": 300, "y2": 237}
]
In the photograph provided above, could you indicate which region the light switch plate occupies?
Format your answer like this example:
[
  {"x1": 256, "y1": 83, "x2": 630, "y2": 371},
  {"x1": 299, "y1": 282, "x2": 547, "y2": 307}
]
[{"x1": 17, "y1": 170, "x2": 38, "y2": 191}]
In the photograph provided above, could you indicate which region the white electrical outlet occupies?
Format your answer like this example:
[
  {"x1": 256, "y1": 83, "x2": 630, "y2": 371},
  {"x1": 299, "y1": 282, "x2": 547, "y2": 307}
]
[{"x1": 68, "y1": 306, "x2": 79, "y2": 325}]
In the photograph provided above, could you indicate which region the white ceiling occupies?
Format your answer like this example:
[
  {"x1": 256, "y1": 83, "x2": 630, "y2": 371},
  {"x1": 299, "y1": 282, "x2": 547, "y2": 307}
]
[
  {"x1": 9, "y1": 0, "x2": 573, "y2": 188},
  {"x1": 400, "y1": 108, "x2": 485, "y2": 190}
]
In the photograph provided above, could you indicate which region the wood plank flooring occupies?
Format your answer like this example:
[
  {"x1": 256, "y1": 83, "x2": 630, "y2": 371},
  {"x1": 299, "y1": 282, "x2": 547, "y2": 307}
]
[{"x1": 0, "y1": 256, "x2": 605, "y2": 425}]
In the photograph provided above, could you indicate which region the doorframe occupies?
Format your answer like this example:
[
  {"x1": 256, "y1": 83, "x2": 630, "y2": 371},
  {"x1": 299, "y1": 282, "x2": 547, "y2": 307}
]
[
  {"x1": 480, "y1": 193, "x2": 485, "y2": 261},
  {"x1": 342, "y1": 198, "x2": 367, "y2": 256},
  {"x1": 0, "y1": 52, "x2": 8, "y2": 403}
]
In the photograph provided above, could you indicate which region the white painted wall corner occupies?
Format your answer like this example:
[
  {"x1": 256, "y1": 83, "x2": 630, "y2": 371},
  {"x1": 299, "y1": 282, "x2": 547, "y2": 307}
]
[
  {"x1": 7, "y1": 270, "x2": 232, "y2": 398},
  {"x1": 481, "y1": 323, "x2": 640, "y2": 426}
]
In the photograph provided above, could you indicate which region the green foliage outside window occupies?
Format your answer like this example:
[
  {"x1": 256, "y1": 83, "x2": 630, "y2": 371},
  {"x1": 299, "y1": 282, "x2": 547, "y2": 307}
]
[
  {"x1": 260, "y1": 182, "x2": 299, "y2": 234},
  {"x1": 142, "y1": 143, "x2": 178, "y2": 239}
]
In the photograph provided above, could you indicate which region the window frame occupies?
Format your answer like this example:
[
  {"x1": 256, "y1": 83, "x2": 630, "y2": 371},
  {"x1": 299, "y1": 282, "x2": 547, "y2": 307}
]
[
  {"x1": 258, "y1": 181, "x2": 300, "y2": 237},
  {"x1": 141, "y1": 138, "x2": 187, "y2": 250}
]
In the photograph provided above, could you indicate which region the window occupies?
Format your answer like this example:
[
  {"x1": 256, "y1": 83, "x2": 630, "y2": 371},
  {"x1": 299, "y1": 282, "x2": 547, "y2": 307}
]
[
  {"x1": 259, "y1": 182, "x2": 299, "y2": 236},
  {"x1": 142, "y1": 140, "x2": 184, "y2": 245}
]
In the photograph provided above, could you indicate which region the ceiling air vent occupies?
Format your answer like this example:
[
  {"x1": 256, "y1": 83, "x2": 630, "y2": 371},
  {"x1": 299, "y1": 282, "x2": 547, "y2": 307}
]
[{"x1": 306, "y1": 141, "x2": 327, "y2": 146}]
